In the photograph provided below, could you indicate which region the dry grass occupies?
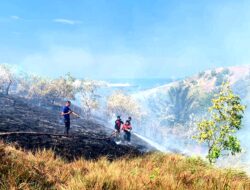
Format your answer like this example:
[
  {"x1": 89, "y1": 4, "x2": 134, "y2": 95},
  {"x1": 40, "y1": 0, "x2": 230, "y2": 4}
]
[{"x1": 0, "y1": 142, "x2": 249, "y2": 190}]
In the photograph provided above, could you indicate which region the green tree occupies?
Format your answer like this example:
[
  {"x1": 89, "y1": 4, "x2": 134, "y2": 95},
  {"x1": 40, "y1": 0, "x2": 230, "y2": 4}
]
[
  {"x1": 194, "y1": 83, "x2": 246, "y2": 164},
  {"x1": 168, "y1": 83, "x2": 196, "y2": 125}
]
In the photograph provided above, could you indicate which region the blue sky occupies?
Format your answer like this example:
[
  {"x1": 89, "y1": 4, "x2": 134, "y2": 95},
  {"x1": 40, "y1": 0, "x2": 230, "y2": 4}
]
[{"x1": 0, "y1": 0, "x2": 250, "y2": 79}]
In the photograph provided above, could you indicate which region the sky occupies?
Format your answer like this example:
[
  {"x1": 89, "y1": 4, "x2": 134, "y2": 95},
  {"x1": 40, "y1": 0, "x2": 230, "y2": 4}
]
[{"x1": 1, "y1": 0, "x2": 250, "y2": 79}]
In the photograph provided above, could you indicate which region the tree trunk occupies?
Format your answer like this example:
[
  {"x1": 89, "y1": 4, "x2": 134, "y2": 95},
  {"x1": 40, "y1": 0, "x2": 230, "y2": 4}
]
[
  {"x1": 87, "y1": 109, "x2": 91, "y2": 120},
  {"x1": 5, "y1": 80, "x2": 12, "y2": 95},
  {"x1": 208, "y1": 146, "x2": 213, "y2": 164}
]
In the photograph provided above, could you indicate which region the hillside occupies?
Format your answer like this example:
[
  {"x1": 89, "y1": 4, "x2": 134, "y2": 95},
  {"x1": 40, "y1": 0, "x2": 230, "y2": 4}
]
[
  {"x1": 1, "y1": 142, "x2": 249, "y2": 190},
  {"x1": 134, "y1": 65, "x2": 250, "y2": 101},
  {"x1": 132, "y1": 65, "x2": 250, "y2": 168},
  {"x1": 0, "y1": 94, "x2": 152, "y2": 160},
  {"x1": 0, "y1": 69, "x2": 250, "y2": 189}
]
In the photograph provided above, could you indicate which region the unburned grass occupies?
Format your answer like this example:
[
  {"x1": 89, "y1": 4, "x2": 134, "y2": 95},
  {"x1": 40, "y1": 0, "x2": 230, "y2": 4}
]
[{"x1": 0, "y1": 142, "x2": 249, "y2": 190}]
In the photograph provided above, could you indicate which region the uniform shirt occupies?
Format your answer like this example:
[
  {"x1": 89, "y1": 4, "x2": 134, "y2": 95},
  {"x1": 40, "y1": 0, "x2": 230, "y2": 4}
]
[
  {"x1": 115, "y1": 119, "x2": 123, "y2": 128},
  {"x1": 122, "y1": 124, "x2": 132, "y2": 131},
  {"x1": 62, "y1": 106, "x2": 71, "y2": 120}
]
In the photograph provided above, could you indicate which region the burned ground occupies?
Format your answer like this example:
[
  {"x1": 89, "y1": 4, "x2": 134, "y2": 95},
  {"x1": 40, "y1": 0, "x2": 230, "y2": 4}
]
[{"x1": 0, "y1": 94, "x2": 151, "y2": 161}]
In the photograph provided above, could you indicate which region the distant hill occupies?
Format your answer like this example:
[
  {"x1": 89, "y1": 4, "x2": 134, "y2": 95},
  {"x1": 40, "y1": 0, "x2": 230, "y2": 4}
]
[
  {"x1": 134, "y1": 65, "x2": 250, "y2": 101},
  {"x1": 132, "y1": 65, "x2": 250, "y2": 162}
]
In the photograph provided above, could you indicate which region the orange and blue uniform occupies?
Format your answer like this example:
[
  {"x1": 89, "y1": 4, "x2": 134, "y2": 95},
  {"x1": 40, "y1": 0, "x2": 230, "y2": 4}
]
[{"x1": 122, "y1": 123, "x2": 132, "y2": 142}]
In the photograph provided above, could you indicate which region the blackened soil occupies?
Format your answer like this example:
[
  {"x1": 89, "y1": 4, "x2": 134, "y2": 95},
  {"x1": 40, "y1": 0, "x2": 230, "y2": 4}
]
[{"x1": 0, "y1": 94, "x2": 148, "y2": 161}]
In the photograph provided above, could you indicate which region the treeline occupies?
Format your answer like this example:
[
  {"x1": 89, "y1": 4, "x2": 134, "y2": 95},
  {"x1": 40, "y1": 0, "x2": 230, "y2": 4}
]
[
  {"x1": 0, "y1": 64, "x2": 101, "y2": 117},
  {"x1": 0, "y1": 64, "x2": 142, "y2": 121}
]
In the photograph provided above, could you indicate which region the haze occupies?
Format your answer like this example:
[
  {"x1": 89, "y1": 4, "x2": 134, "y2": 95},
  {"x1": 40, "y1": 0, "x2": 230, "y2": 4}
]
[{"x1": 1, "y1": 0, "x2": 250, "y2": 79}]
